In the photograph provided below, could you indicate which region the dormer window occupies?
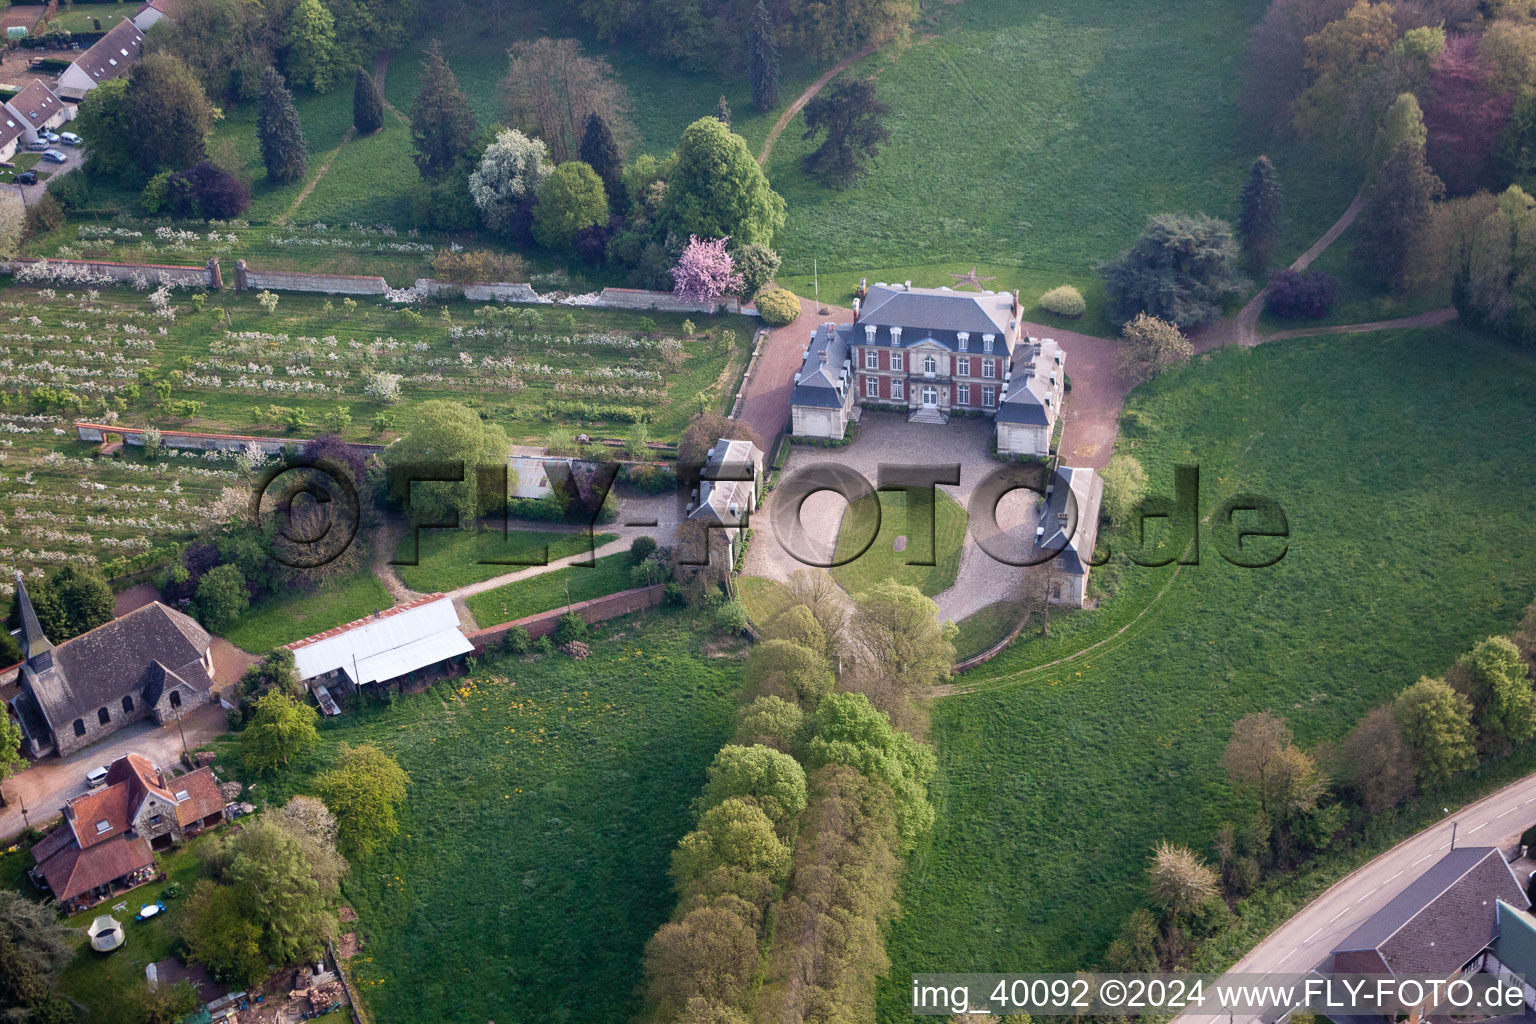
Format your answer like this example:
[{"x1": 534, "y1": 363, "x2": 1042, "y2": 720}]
[
  {"x1": 95, "y1": 820, "x2": 111, "y2": 835},
  {"x1": 890, "y1": 327, "x2": 902, "y2": 345},
  {"x1": 864, "y1": 325, "x2": 876, "y2": 344},
  {"x1": 957, "y1": 332, "x2": 969, "y2": 351},
  {"x1": 983, "y1": 334, "x2": 995, "y2": 353}
]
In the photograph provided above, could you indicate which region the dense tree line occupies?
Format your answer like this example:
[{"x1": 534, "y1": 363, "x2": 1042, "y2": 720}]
[
  {"x1": 1108, "y1": 598, "x2": 1536, "y2": 972},
  {"x1": 148, "y1": 0, "x2": 411, "y2": 102},
  {"x1": 571, "y1": 0, "x2": 918, "y2": 74},
  {"x1": 639, "y1": 572, "x2": 946, "y2": 1023}
]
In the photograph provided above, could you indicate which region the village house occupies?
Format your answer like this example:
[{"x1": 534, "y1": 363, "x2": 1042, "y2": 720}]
[
  {"x1": 29, "y1": 753, "x2": 225, "y2": 911},
  {"x1": 4, "y1": 81, "x2": 72, "y2": 145},
  {"x1": 685, "y1": 437, "x2": 765, "y2": 562},
  {"x1": 56, "y1": 19, "x2": 145, "y2": 101},
  {"x1": 789, "y1": 281, "x2": 1066, "y2": 456},
  {"x1": 1031, "y1": 466, "x2": 1104, "y2": 607},
  {"x1": 8, "y1": 574, "x2": 215, "y2": 759},
  {"x1": 131, "y1": 0, "x2": 183, "y2": 32},
  {"x1": 0, "y1": 114, "x2": 22, "y2": 165},
  {"x1": 1331, "y1": 845, "x2": 1529, "y2": 1001},
  {"x1": 285, "y1": 595, "x2": 474, "y2": 713}
]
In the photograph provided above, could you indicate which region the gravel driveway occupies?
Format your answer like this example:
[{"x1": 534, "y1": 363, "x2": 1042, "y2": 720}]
[{"x1": 742, "y1": 412, "x2": 1037, "y2": 622}]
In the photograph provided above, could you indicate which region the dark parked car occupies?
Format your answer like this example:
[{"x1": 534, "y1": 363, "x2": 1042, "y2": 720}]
[{"x1": 15, "y1": 171, "x2": 37, "y2": 185}]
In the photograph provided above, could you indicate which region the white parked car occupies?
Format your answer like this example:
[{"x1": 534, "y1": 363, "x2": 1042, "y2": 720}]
[
  {"x1": 23, "y1": 140, "x2": 47, "y2": 152},
  {"x1": 85, "y1": 765, "x2": 110, "y2": 789},
  {"x1": 41, "y1": 149, "x2": 66, "y2": 164},
  {"x1": 59, "y1": 132, "x2": 80, "y2": 146}
]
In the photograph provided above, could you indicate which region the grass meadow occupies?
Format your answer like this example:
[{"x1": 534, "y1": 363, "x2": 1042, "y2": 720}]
[
  {"x1": 219, "y1": 562, "x2": 394, "y2": 653},
  {"x1": 213, "y1": 609, "x2": 742, "y2": 1024},
  {"x1": 464, "y1": 549, "x2": 635, "y2": 627},
  {"x1": 392, "y1": 528, "x2": 618, "y2": 593},
  {"x1": 766, "y1": 0, "x2": 1358, "y2": 327},
  {"x1": 877, "y1": 324, "x2": 1536, "y2": 1018}
]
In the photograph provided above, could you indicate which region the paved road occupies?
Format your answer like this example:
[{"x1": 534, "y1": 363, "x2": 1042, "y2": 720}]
[
  {"x1": 1180, "y1": 771, "x2": 1536, "y2": 1024},
  {"x1": 0, "y1": 699, "x2": 228, "y2": 844}
]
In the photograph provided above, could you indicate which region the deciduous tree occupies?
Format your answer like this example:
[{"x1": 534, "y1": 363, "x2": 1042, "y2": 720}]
[
  {"x1": 1453, "y1": 635, "x2": 1536, "y2": 751},
  {"x1": 806, "y1": 691, "x2": 936, "y2": 851},
  {"x1": 258, "y1": 67, "x2": 308, "y2": 184},
  {"x1": 195, "y1": 563, "x2": 248, "y2": 632},
  {"x1": 1394, "y1": 676, "x2": 1478, "y2": 786},
  {"x1": 1146, "y1": 840, "x2": 1219, "y2": 921},
  {"x1": 1330, "y1": 705, "x2": 1414, "y2": 811},
  {"x1": 697, "y1": 744, "x2": 807, "y2": 831},
  {"x1": 382, "y1": 400, "x2": 513, "y2": 526},
  {"x1": 643, "y1": 899, "x2": 759, "y2": 1017},
  {"x1": 468, "y1": 128, "x2": 552, "y2": 236},
  {"x1": 181, "y1": 881, "x2": 265, "y2": 987},
  {"x1": 126, "y1": 53, "x2": 217, "y2": 172},
  {"x1": 240, "y1": 690, "x2": 320, "y2": 773},
  {"x1": 1101, "y1": 454, "x2": 1148, "y2": 526},
  {"x1": 532, "y1": 161, "x2": 609, "y2": 254},
  {"x1": 670, "y1": 235, "x2": 745, "y2": 305},
  {"x1": 1222, "y1": 712, "x2": 1326, "y2": 819},
  {"x1": 848, "y1": 580, "x2": 957, "y2": 695},
  {"x1": 222, "y1": 819, "x2": 339, "y2": 964},
  {"x1": 284, "y1": 0, "x2": 339, "y2": 92},
  {"x1": 1116, "y1": 313, "x2": 1193, "y2": 381},
  {"x1": 502, "y1": 38, "x2": 634, "y2": 163},
  {"x1": 672, "y1": 797, "x2": 793, "y2": 887},
  {"x1": 316, "y1": 743, "x2": 410, "y2": 859},
  {"x1": 664, "y1": 117, "x2": 786, "y2": 247},
  {"x1": 744, "y1": 639, "x2": 835, "y2": 706},
  {"x1": 731, "y1": 242, "x2": 780, "y2": 303}
]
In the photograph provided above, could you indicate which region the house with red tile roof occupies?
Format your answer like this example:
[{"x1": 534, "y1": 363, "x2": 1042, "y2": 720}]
[{"x1": 30, "y1": 753, "x2": 226, "y2": 909}]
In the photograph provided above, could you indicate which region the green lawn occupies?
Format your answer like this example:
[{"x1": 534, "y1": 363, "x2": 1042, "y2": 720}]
[
  {"x1": 765, "y1": 0, "x2": 1358, "y2": 315},
  {"x1": 54, "y1": 833, "x2": 219, "y2": 1020},
  {"x1": 831, "y1": 489, "x2": 968, "y2": 599},
  {"x1": 44, "y1": 8, "x2": 132, "y2": 34},
  {"x1": 220, "y1": 564, "x2": 393, "y2": 654},
  {"x1": 738, "y1": 575, "x2": 795, "y2": 629},
  {"x1": 465, "y1": 550, "x2": 636, "y2": 627},
  {"x1": 878, "y1": 324, "x2": 1536, "y2": 1018},
  {"x1": 212, "y1": 611, "x2": 741, "y2": 1024},
  {"x1": 393, "y1": 527, "x2": 618, "y2": 592}
]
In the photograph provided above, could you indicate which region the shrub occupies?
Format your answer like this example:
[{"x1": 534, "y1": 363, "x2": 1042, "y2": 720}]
[
  {"x1": 167, "y1": 162, "x2": 250, "y2": 219},
  {"x1": 1037, "y1": 285, "x2": 1085, "y2": 317},
  {"x1": 1265, "y1": 269, "x2": 1340, "y2": 320},
  {"x1": 501, "y1": 625, "x2": 532, "y2": 654},
  {"x1": 554, "y1": 611, "x2": 589, "y2": 645},
  {"x1": 139, "y1": 171, "x2": 175, "y2": 215},
  {"x1": 624, "y1": 463, "x2": 675, "y2": 494},
  {"x1": 23, "y1": 194, "x2": 64, "y2": 238},
  {"x1": 715, "y1": 599, "x2": 748, "y2": 635},
  {"x1": 630, "y1": 536, "x2": 658, "y2": 563},
  {"x1": 432, "y1": 248, "x2": 527, "y2": 284},
  {"x1": 755, "y1": 287, "x2": 800, "y2": 326},
  {"x1": 45, "y1": 171, "x2": 90, "y2": 212}
]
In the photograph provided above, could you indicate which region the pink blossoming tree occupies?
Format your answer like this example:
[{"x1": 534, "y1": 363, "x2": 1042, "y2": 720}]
[{"x1": 670, "y1": 235, "x2": 745, "y2": 309}]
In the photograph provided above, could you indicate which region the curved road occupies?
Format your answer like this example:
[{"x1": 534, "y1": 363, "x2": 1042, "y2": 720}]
[{"x1": 1182, "y1": 770, "x2": 1536, "y2": 1024}]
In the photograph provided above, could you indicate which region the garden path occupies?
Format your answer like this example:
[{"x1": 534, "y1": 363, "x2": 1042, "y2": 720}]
[
  {"x1": 757, "y1": 43, "x2": 880, "y2": 166},
  {"x1": 277, "y1": 128, "x2": 356, "y2": 225}
]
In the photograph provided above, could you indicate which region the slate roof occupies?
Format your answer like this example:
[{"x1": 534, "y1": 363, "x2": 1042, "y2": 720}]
[
  {"x1": 0, "y1": 111, "x2": 24, "y2": 151},
  {"x1": 34, "y1": 834, "x2": 152, "y2": 903},
  {"x1": 1033, "y1": 466, "x2": 1103, "y2": 576},
  {"x1": 1332, "y1": 846, "x2": 1528, "y2": 977},
  {"x1": 23, "y1": 603, "x2": 212, "y2": 735},
  {"x1": 71, "y1": 19, "x2": 145, "y2": 88},
  {"x1": 6, "y1": 82, "x2": 63, "y2": 131},
  {"x1": 690, "y1": 438, "x2": 761, "y2": 526},
  {"x1": 791, "y1": 323, "x2": 852, "y2": 409},
  {"x1": 996, "y1": 338, "x2": 1065, "y2": 425},
  {"x1": 858, "y1": 283, "x2": 1015, "y2": 337}
]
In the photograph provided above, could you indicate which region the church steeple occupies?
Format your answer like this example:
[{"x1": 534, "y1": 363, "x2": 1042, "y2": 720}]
[{"x1": 14, "y1": 572, "x2": 51, "y2": 661}]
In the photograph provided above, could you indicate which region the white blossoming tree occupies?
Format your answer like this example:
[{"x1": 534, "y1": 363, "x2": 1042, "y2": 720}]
[{"x1": 468, "y1": 128, "x2": 553, "y2": 235}]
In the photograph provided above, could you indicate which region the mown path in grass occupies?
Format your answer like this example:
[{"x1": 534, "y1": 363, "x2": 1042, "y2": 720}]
[{"x1": 757, "y1": 42, "x2": 879, "y2": 166}]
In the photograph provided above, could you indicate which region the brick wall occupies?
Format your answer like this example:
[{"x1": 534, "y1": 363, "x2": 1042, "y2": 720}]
[{"x1": 466, "y1": 584, "x2": 666, "y2": 651}]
